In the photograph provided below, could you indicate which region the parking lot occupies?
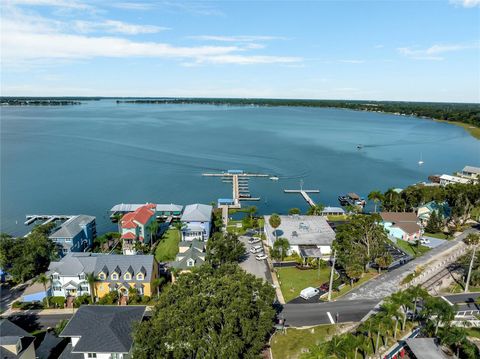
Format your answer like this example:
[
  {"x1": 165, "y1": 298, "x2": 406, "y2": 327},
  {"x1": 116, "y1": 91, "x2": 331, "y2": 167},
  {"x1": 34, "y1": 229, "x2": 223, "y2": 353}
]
[
  {"x1": 238, "y1": 236, "x2": 272, "y2": 283},
  {"x1": 422, "y1": 236, "x2": 447, "y2": 249}
]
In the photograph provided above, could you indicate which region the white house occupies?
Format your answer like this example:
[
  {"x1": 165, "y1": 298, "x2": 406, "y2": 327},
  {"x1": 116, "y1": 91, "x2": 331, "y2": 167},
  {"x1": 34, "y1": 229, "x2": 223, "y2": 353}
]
[
  {"x1": 59, "y1": 306, "x2": 146, "y2": 359},
  {"x1": 180, "y1": 204, "x2": 213, "y2": 241},
  {"x1": 459, "y1": 166, "x2": 480, "y2": 181},
  {"x1": 264, "y1": 215, "x2": 336, "y2": 260},
  {"x1": 439, "y1": 174, "x2": 471, "y2": 186}
]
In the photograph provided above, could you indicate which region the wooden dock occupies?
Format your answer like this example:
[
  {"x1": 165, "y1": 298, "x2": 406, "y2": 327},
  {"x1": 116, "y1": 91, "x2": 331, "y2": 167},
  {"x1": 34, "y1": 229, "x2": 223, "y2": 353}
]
[
  {"x1": 24, "y1": 214, "x2": 72, "y2": 226},
  {"x1": 284, "y1": 189, "x2": 319, "y2": 207}
]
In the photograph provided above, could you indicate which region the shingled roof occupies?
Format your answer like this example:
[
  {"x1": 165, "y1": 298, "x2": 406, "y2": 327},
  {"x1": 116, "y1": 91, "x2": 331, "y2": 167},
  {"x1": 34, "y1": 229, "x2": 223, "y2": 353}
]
[{"x1": 60, "y1": 306, "x2": 146, "y2": 354}]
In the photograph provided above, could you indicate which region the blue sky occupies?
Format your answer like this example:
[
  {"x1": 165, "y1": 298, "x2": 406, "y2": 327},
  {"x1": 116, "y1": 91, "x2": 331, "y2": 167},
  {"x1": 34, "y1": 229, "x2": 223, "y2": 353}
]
[{"x1": 1, "y1": 0, "x2": 479, "y2": 102}]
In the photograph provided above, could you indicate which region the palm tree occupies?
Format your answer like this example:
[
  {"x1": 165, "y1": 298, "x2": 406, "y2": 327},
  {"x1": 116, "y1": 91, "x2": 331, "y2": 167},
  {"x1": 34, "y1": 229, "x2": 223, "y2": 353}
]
[
  {"x1": 86, "y1": 272, "x2": 96, "y2": 303},
  {"x1": 464, "y1": 233, "x2": 480, "y2": 292},
  {"x1": 381, "y1": 301, "x2": 402, "y2": 340},
  {"x1": 406, "y1": 285, "x2": 428, "y2": 320},
  {"x1": 147, "y1": 220, "x2": 160, "y2": 248},
  {"x1": 273, "y1": 238, "x2": 290, "y2": 261},
  {"x1": 307, "y1": 204, "x2": 325, "y2": 216},
  {"x1": 36, "y1": 273, "x2": 50, "y2": 308},
  {"x1": 375, "y1": 254, "x2": 393, "y2": 273},
  {"x1": 269, "y1": 214, "x2": 281, "y2": 241},
  {"x1": 368, "y1": 190, "x2": 384, "y2": 213},
  {"x1": 440, "y1": 326, "x2": 467, "y2": 358},
  {"x1": 151, "y1": 277, "x2": 165, "y2": 298},
  {"x1": 390, "y1": 291, "x2": 411, "y2": 330}
]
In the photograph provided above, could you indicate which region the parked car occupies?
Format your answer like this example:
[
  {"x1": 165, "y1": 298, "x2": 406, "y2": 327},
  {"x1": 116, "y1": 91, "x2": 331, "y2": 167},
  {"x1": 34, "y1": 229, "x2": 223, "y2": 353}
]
[
  {"x1": 300, "y1": 287, "x2": 320, "y2": 300},
  {"x1": 420, "y1": 237, "x2": 430, "y2": 244},
  {"x1": 248, "y1": 237, "x2": 261, "y2": 244},
  {"x1": 256, "y1": 254, "x2": 268, "y2": 261},
  {"x1": 250, "y1": 245, "x2": 263, "y2": 254}
]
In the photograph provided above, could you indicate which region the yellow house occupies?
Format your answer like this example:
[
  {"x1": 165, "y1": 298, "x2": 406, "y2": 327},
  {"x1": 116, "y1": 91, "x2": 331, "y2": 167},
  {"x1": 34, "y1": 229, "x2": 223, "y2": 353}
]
[{"x1": 94, "y1": 255, "x2": 158, "y2": 298}]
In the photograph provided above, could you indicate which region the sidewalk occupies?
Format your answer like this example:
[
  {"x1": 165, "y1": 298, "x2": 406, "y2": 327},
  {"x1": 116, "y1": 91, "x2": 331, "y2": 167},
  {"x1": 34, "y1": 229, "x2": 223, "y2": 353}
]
[
  {"x1": 1, "y1": 307, "x2": 78, "y2": 317},
  {"x1": 262, "y1": 241, "x2": 286, "y2": 304}
]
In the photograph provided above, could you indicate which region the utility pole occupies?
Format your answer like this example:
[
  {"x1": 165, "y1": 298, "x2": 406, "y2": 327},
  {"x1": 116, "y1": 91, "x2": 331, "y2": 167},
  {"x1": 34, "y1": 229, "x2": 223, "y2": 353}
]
[
  {"x1": 465, "y1": 245, "x2": 477, "y2": 293},
  {"x1": 328, "y1": 250, "x2": 336, "y2": 302}
]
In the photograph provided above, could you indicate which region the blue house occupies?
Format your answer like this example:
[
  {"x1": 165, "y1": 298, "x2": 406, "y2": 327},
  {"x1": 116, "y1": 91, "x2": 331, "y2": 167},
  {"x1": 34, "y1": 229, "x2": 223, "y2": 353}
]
[
  {"x1": 49, "y1": 215, "x2": 96, "y2": 256},
  {"x1": 180, "y1": 204, "x2": 213, "y2": 241},
  {"x1": 417, "y1": 201, "x2": 450, "y2": 226}
]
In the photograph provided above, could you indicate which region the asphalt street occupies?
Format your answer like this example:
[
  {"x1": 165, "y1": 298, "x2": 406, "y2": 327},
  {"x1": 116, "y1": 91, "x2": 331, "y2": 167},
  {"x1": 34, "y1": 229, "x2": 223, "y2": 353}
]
[
  {"x1": 238, "y1": 236, "x2": 272, "y2": 283},
  {"x1": 6, "y1": 312, "x2": 73, "y2": 331},
  {"x1": 280, "y1": 299, "x2": 379, "y2": 327},
  {"x1": 443, "y1": 292, "x2": 480, "y2": 304}
]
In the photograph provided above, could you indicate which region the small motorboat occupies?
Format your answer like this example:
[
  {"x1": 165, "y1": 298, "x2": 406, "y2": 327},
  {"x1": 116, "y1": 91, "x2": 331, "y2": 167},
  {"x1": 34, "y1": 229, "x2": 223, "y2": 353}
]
[
  {"x1": 269, "y1": 176, "x2": 279, "y2": 181},
  {"x1": 357, "y1": 144, "x2": 363, "y2": 149}
]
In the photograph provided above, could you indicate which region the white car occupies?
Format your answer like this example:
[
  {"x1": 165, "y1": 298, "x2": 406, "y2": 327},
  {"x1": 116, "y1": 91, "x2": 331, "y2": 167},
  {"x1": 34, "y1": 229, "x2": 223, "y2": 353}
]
[
  {"x1": 250, "y1": 245, "x2": 263, "y2": 254},
  {"x1": 256, "y1": 254, "x2": 268, "y2": 261},
  {"x1": 248, "y1": 237, "x2": 261, "y2": 244},
  {"x1": 300, "y1": 287, "x2": 320, "y2": 300},
  {"x1": 420, "y1": 238, "x2": 430, "y2": 244}
]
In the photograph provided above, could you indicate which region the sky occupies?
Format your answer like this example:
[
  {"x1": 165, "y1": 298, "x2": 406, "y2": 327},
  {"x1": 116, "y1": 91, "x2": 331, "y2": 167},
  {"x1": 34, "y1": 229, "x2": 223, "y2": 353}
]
[{"x1": 1, "y1": 0, "x2": 479, "y2": 102}]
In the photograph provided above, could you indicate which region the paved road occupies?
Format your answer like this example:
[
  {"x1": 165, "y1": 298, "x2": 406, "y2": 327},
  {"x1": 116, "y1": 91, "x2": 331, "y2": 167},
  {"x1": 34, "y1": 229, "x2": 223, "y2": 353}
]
[
  {"x1": 281, "y1": 299, "x2": 379, "y2": 327},
  {"x1": 238, "y1": 236, "x2": 272, "y2": 283},
  {"x1": 423, "y1": 236, "x2": 446, "y2": 249},
  {"x1": 443, "y1": 292, "x2": 480, "y2": 304},
  {"x1": 6, "y1": 313, "x2": 73, "y2": 331},
  {"x1": 342, "y1": 228, "x2": 478, "y2": 301}
]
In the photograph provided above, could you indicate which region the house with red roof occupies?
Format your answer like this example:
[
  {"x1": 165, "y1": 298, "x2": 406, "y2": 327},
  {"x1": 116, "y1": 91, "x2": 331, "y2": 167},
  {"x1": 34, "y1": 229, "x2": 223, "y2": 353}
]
[{"x1": 120, "y1": 204, "x2": 156, "y2": 255}]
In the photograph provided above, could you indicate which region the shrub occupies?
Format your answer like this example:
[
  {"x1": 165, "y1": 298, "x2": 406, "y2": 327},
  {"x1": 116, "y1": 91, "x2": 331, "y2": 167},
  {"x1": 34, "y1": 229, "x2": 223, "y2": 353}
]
[
  {"x1": 141, "y1": 295, "x2": 151, "y2": 304},
  {"x1": 12, "y1": 300, "x2": 23, "y2": 309},
  {"x1": 74, "y1": 294, "x2": 92, "y2": 307},
  {"x1": 49, "y1": 296, "x2": 66, "y2": 308},
  {"x1": 98, "y1": 291, "x2": 118, "y2": 305}
]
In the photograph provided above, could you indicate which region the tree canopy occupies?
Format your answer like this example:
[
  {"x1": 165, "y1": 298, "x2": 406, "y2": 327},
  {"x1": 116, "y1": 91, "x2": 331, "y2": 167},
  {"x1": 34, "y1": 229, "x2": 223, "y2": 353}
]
[
  {"x1": 206, "y1": 232, "x2": 246, "y2": 266},
  {"x1": 0, "y1": 224, "x2": 57, "y2": 283},
  {"x1": 132, "y1": 264, "x2": 276, "y2": 359}
]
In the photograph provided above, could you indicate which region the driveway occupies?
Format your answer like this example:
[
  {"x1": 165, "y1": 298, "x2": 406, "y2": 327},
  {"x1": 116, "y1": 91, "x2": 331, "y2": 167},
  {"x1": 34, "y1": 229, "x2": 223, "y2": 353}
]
[
  {"x1": 0, "y1": 282, "x2": 28, "y2": 313},
  {"x1": 238, "y1": 236, "x2": 272, "y2": 283},
  {"x1": 287, "y1": 289, "x2": 327, "y2": 304},
  {"x1": 422, "y1": 236, "x2": 447, "y2": 249}
]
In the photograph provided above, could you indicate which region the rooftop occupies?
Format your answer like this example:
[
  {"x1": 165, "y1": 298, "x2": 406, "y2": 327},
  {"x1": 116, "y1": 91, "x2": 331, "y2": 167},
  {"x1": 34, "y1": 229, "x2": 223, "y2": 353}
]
[
  {"x1": 405, "y1": 338, "x2": 449, "y2": 359},
  {"x1": 439, "y1": 174, "x2": 470, "y2": 184},
  {"x1": 462, "y1": 165, "x2": 480, "y2": 174},
  {"x1": 121, "y1": 204, "x2": 155, "y2": 228},
  {"x1": 264, "y1": 215, "x2": 336, "y2": 246},
  {"x1": 0, "y1": 319, "x2": 35, "y2": 359},
  {"x1": 181, "y1": 203, "x2": 213, "y2": 222},
  {"x1": 111, "y1": 203, "x2": 183, "y2": 213},
  {"x1": 49, "y1": 215, "x2": 95, "y2": 239},
  {"x1": 60, "y1": 305, "x2": 145, "y2": 354}
]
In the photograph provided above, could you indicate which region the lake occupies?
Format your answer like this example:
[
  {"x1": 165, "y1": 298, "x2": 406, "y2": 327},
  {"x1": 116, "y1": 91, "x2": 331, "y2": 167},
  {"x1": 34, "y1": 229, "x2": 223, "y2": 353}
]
[{"x1": 1, "y1": 100, "x2": 479, "y2": 235}]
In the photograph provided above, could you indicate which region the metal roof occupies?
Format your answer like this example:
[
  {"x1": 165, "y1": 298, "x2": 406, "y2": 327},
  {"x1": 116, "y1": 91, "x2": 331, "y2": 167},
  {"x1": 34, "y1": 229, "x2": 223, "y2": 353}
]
[
  {"x1": 181, "y1": 204, "x2": 213, "y2": 222},
  {"x1": 61, "y1": 306, "x2": 145, "y2": 354},
  {"x1": 405, "y1": 338, "x2": 449, "y2": 359},
  {"x1": 463, "y1": 165, "x2": 480, "y2": 174},
  {"x1": 110, "y1": 203, "x2": 183, "y2": 212},
  {"x1": 49, "y1": 215, "x2": 95, "y2": 239}
]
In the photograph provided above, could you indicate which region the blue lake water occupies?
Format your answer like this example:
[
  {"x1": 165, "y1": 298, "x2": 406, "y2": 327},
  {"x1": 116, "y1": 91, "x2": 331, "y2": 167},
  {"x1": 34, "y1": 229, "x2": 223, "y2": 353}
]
[{"x1": 1, "y1": 100, "x2": 479, "y2": 235}]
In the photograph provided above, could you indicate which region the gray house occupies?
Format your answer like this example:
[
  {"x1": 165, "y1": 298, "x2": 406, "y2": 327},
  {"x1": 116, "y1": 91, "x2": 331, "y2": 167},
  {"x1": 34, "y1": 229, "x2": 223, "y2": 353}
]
[
  {"x1": 171, "y1": 240, "x2": 206, "y2": 270},
  {"x1": 49, "y1": 215, "x2": 96, "y2": 256},
  {"x1": 59, "y1": 305, "x2": 146, "y2": 359}
]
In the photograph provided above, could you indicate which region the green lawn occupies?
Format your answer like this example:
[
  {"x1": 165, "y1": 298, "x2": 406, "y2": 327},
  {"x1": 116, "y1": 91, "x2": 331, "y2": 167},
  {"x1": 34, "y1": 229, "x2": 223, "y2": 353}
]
[
  {"x1": 466, "y1": 328, "x2": 480, "y2": 338},
  {"x1": 155, "y1": 228, "x2": 180, "y2": 262},
  {"x1": 447, "y1": 282, "x2": 480, "y2": 294},
  {"x1": 276, "y1": 267, "x2": 331, "y2": 302},
  {"x1": 331, "y1": 270, "x2": 378, "y2": 300},
  {"x1": 394, "y1": 239, "x2": 431, "y2": 257},
  {"x1": 326, "y1": 215, "x2": 348, "y2": 221},
  {"x1": 424, "y1": 232, "x2": 449, "y2": 239},
  {"x1": 270, "y1": 324, "x2": 341, "y2": 359}
]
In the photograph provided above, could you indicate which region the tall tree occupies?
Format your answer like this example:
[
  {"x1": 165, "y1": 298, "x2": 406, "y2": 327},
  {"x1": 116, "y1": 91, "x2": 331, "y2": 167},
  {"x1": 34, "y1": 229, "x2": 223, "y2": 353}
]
[
  {"x1": 269, "y1": 214, "x2": 281, "y2": 241},
  {"x1": 147, "y1": 220, "x2": 160, "y2": 248},
  {"x1": 272, "y1": 238, "x2": 290, "y2": 261},
  {"x1": 464, "y1": 233, "x2": 480, "y2": 292},
  {"x1": 368, "y1": 190, "x2": 384, "y2": 213},
  {"x1": 206, "y1": 232, "x2": 246, "y2": 266},
  {"x1": 306, "y1": 204, "x2": 325, "y2": 216},
  {"x1": 132, "y1": 264, "x2": 276, "y2": 358},
  {"x1": 36, "y1": 273, "x2": 50, "y2": 308},
  {"x1": 86, "y1": 272, "x2": 97, "y2": 303}
]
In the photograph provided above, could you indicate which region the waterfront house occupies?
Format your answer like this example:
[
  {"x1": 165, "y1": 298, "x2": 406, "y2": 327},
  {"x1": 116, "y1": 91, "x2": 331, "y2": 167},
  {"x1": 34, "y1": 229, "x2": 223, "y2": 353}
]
[
  {"x1": 459, "y1": 165, "x2": 480, "y2": 181},
  {"x1": 416, "y1": 201, "x2": 450, "y2": 226},
  {"x1": 171, "y1": 240, "x2": 206, "y2": 272},
  {"x1": 439, "y1": 174, "x2": 471, "y2": 186},
  {"x1": 48, "y1": 253, "x2": 158, "y2": 303},
  {"x1": 120, "y1": 204, "x2": 156, "y2": 255},
  {"x1": 380, "y1": 212, "x2": 422, "y2": 242},
  {"x1": 0, "y1": 319, "x2": 36, "y2": 359},
  {"x1": 111, "y1": 203, "x2": 183, "y2": 219},
  {"x1": 49, "y1": 215, "x2": 96, "y2": 256},
  {"x1": 180, "y1": 204, "x2": 213, "y2": 241},
  {"x1": 264, "y1": 215, "x2": 336, "y2": 260},
  {"x1": 321, "y1": 206, "x2": 346, "y2": 216},
  {"x1": 59, "y1": 305, "x2": 145, "y2": 359}
]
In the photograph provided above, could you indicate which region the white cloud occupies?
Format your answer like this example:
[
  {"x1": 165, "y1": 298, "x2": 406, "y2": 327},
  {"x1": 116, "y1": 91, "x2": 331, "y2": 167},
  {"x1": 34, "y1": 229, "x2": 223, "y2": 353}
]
[
  {"x1": 450, "y1": 0, "x2": 480, "y2": 8},
  {"x1": 1, "y1": 7, "x2": 301, "y2": 67},
  {"x1": 340, "y1": 59, "x2": 365, "y2": 64},
  {"x1": 4, "y1": 0, "x2": 90, "y2": 8},
  {"x1": 73, "y1": 20, "x2": 169, "y2": 35},
  {"x1": 398, "y1": 42, "x2": 479, "y2": 60},
  {"x1": 111, "y1": 2, "x2": 154, "y2": 11},
  {"x1": 189, "y1": 35, "x2": 288, "y2": 42}
]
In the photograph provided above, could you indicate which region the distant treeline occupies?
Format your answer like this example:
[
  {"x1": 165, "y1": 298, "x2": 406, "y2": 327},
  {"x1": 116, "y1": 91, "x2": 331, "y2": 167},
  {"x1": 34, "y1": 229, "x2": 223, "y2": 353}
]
[
  {"x1": 117, "y1": 98, "x2": 480, "y2": 127},
  {"x1": 1, "y1": 98, "x2": 83, "y2": 106}
]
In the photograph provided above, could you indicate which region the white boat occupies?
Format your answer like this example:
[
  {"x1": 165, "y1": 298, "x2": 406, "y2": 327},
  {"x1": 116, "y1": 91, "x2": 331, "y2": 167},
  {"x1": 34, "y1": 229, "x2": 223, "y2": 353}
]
[
  {"x1": 418, "y1": 153, "x2": 424, "y2": 166},
  {"x1": 269, "y1": 176, "x2": 279, "y2": 181}
]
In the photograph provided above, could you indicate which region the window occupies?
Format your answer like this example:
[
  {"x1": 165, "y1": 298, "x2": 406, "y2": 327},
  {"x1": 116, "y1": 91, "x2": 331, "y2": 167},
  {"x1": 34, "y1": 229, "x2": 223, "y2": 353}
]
[
  {"x1": 124, "y1": 273, "x2": 131, "y2": 280},
  {"x1": 111, "y1": 353, "x2": 119, "y2": 359},
  {"x1": 79, "y1": 273, "x2": 85, "y2": 280},
  {"x1": 87, "y1": 354, "x2": 97, "y2": 358},
  {"x1": 187, "y1": 259, "x2": 195, "y2": 267},
  {"x1": 53, "y1": 286, "x2": 62, "y2": 291},
  {"x1": 136, "y1": 273, "x2": 144, "y2": 280},
  {"x1": 52, "y1": 274, "x2": 59, "y2": 280},
  {"x1": 111, "y1": 273, "x2": 118, "y2": 280},
  {"x1": 98, "y1": 273, "x2": 106, "y2": 280},
  {"x1": 65, "y1": 238, "x2": 71, "y2": 242}
]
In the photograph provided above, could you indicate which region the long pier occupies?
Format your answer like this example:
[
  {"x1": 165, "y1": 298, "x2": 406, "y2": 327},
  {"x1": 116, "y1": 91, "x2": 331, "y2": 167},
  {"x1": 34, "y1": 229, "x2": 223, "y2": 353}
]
[
  {"x1": 284, "y1": 189, "x2": 319, "y2": 207},
  {"x1": 25, "y1": 214, "x2": 72, "y2": 226}
]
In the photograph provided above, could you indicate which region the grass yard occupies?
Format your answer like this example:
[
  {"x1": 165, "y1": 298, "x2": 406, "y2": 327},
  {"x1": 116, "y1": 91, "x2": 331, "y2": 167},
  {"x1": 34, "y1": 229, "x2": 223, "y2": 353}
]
[
  {"x1": 331, "y1": 270, "x2": 378, "y2": 300},
  {"x1": 326, "y1": 214, "x2": 348, "y2": 221},
  {"x1": 270, "y1": 324, "x2": 342, "y2": 359},
  {"x1": 276, "y1": 267, "x2": 331, "y2": 302},
  {"x1": 424, "y1": 232, "x2": 449, "y2": 239},
  {"x1": 226, "y1": 220, "x2": 248, "y2": 235},
  {"x1": 446, "y1": 282, "x2": 480, "y2": 294},
  {"x1": 155, "y1": 228, "x2": 180, "y2": 262},
  {"x1": 395, "y1": 239, "x2": 431, "y2": 257},
  {"x1": 466, "y1": 328, "x2": 480, "y2": 339}
]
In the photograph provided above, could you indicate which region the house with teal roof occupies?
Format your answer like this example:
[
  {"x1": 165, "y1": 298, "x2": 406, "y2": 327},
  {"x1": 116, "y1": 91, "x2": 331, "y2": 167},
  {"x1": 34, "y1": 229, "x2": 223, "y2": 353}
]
[{"x1": 417, "y1": 201, "x2": 450, "y2": 226}]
